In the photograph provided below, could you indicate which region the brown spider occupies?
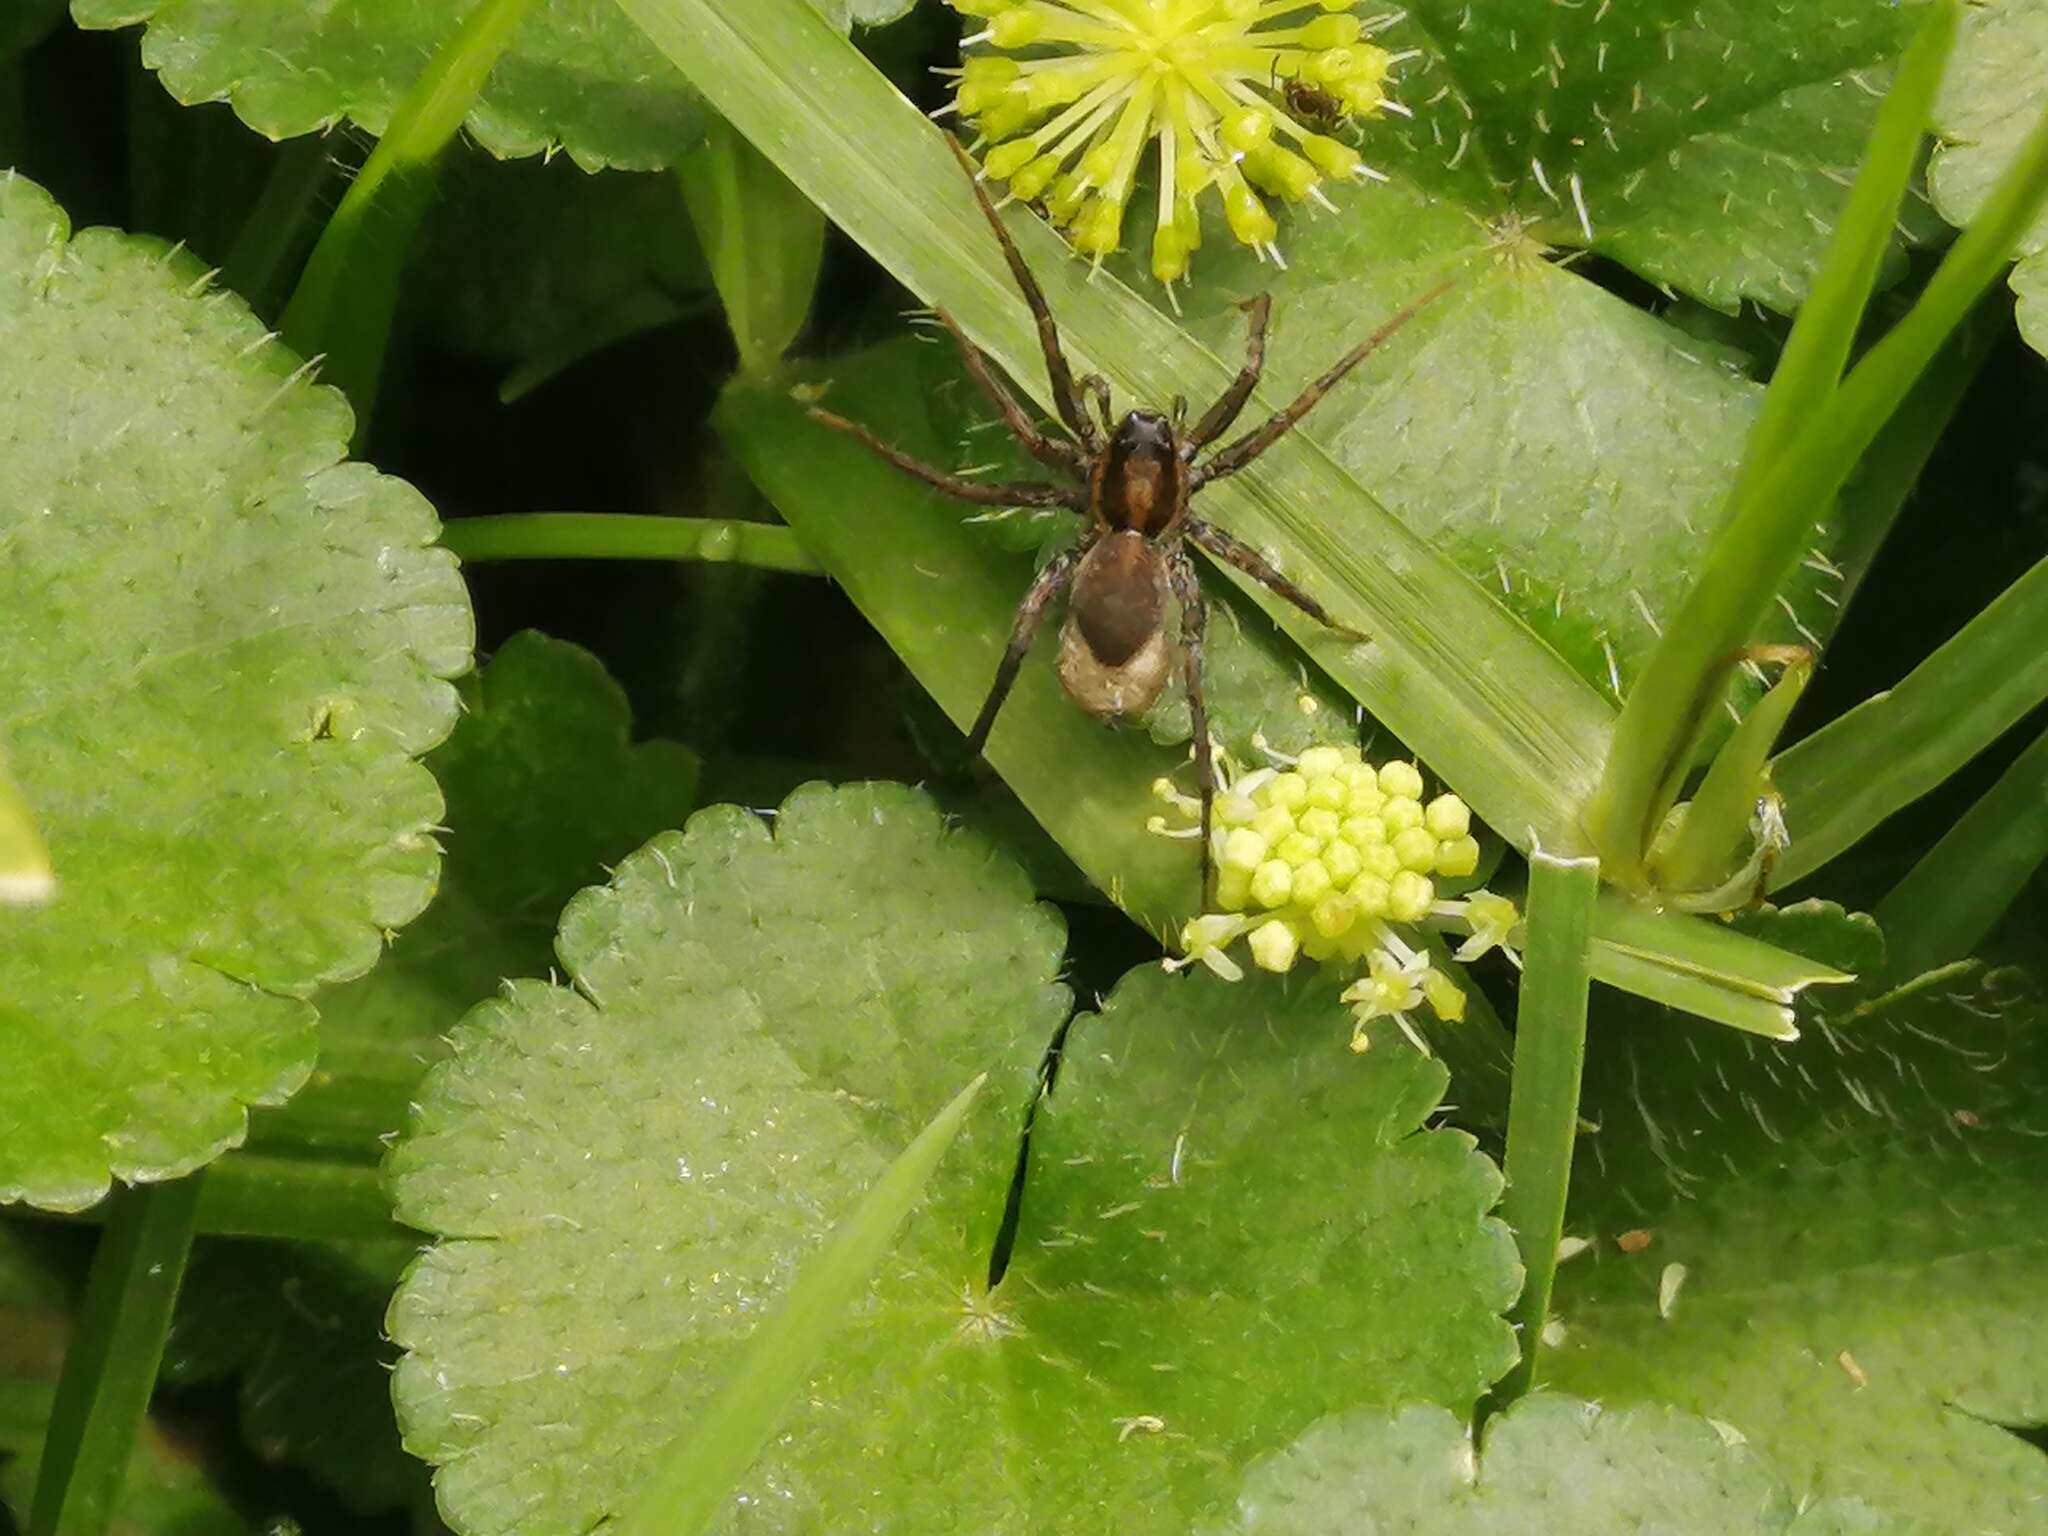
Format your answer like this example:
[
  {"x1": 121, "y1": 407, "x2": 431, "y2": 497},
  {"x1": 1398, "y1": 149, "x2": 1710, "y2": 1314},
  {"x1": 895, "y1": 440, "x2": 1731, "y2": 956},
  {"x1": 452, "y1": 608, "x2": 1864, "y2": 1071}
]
[{"x1": 809, "y1": 139, "x2": 1451, "y2": 892}]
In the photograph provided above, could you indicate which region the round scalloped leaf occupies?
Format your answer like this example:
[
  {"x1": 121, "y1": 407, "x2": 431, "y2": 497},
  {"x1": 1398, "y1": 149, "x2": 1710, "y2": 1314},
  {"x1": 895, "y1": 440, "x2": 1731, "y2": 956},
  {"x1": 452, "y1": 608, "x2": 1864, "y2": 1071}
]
[
  {"x1": 386, "y1": 801, "x2": 1520, "y2": 1533},
  {"x1": 1929, "y1": 0, "x2": 2048, "y2": 356},
  {"x1": 1212, "y1": 1395, "x2": 1927, "y2": 1534},
  {"x1": 1543, "y1": 965, "x2": 2048, "y2": 1532},
  {"x1": 387, "y1": 782, "x2": 1069, "y2": 1536},
  {"x1": 986, "y1": 965, "x2": 1521, "y2": 1525},
  {"x1": 72, "y1": 0, "x2": 917, "y2": 174},
  {"x1": 0, "y1": 170, "x2": 470, "y2": 1211},
  {"x1": 624, "y1": 964, "x2": 1516, "y2": 1530}
]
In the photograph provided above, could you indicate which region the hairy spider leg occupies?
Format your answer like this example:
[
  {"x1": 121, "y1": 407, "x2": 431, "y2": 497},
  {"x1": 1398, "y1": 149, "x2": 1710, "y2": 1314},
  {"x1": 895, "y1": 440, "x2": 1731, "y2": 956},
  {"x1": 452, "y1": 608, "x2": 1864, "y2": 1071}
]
[
  {"x1": 806, "y1": 407, "x2": 1083, "y2": 509},
  {"x1": 1184, "y1": 294, "x2": 1272, "y2": 453},
  {"x1": 1191, "y1": 277, "x2": 1456, "y2": 487},
  {"x1": 1167, "y1": 548, "x2": 1216, "y2": 895},
  {"x1": 1185, "y1": 518, "x2": 1366, "y2": 641},
  {"x1": 966, "y1": 540, "x2": 1093, "y2": 754},
  {"x1": 947, "y1": 136, "x2": 1098, "y2": 450},
  {"x1": 930, "y1": 306, "x2": 1087, "y2": 477}
]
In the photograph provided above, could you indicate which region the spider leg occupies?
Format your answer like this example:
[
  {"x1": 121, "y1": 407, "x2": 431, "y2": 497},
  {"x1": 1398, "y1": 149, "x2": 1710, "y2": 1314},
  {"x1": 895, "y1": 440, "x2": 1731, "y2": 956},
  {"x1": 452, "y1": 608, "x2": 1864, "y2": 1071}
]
[
  {"x1": 932, "y1": 306, "x2": 1087, "y2": 476},
  {"x1": 967, "y1": 539, "x2": 1091, "y2": 754},
  {"x1": 947, "y1": 136, "x2": 1099, "y2": 450},
  {"x1": 1183, "y1": 293, "x2": 1271, "y2": 454},
  {"x1": 809, "y1": 407, "x2": 1083, "y2": 508},
  {"x1": 1185, "y1": 518, "x2": 1366, "y2": 641},
  {"x1": 1190, "y1": 277, "x2": 1454, "y2": 487},
  {"x1": 1168, "y1": 548, "x2": 1216, "y2": 899},
  {"x1": 1080, "y1": 374, "x2": 1115, "y2": 438}
]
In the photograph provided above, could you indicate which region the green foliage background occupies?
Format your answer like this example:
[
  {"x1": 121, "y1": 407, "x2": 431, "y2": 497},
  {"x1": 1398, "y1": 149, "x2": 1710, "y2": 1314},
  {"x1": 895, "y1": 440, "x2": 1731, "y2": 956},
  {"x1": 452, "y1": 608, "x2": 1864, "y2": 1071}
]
[{"x1": 0, "y1": 1, "x2": 2044, "y2": 1534}]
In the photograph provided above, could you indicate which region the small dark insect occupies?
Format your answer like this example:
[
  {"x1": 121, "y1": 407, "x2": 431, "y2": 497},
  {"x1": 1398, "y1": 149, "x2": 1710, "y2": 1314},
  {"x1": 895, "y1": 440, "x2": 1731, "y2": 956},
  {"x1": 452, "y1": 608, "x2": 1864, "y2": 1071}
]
[
  {"x1": 809, "y1": 138, "x2": 1450, "y2": 892},
  {"x1": 1282, "y1": 76, "x2": 1350, "y2": 136}
]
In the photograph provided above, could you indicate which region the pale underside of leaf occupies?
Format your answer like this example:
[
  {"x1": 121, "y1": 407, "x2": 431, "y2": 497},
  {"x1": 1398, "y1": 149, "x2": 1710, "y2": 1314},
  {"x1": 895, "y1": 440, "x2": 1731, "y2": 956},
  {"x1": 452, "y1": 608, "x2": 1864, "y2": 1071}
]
[{"x1": 0, "y1": 170, "x2": 471, "y2": 1211}]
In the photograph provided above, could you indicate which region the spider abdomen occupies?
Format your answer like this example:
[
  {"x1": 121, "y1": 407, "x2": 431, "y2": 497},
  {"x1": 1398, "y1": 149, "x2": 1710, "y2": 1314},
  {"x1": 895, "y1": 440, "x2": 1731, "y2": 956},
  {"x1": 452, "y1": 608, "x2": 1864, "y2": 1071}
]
[{"x1": 1057, "y1": 532, "x2": 1173, "y2": 721}]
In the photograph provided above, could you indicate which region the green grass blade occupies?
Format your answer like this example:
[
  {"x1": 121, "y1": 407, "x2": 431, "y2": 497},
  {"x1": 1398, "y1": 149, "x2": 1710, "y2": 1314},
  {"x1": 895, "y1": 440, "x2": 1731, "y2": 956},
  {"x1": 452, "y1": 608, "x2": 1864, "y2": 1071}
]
[
  {"x1": 617, "y1": 0, "x2": 1613, "y2": 855},
  {"x1": 614, "y1": 1073, "x2": 987, "y2": 1536},
  {"x1": 677, "y1": 118, "x2": 826, "y2": 381},
  {"x1": 1585, "y1": 6, "x2": 1960, "y2": 879},
  {"x1": 27, "y1": 1177, "x2": 203, "y2": 1536},
  {"x1": 442, "y1": 512, "x2": 824, "y2": 574},
  {"x1": 280, "y1": 0, "x2": 536, "y2": 438},
  {"x1": 1652, "y1": 650, "x2": 1810, "y2": 897},
  {"x1": 1584, "y1": 895, "x2": 1856, "y2": 1041},
  {"x1": 1772, "y1": 553, "x2": 2048, "y2": 889},
  {"x1": 1585, "y1": 944, "x2": 1798, "y2": 1040},
  {"x1": 1874, "y1": 726, "x2": 2048, "y2": 982},
  {"x1": 1732, "y1": 2, "x2": 1960, "y2": 501},
  {"x1": 1496, "y1": 851, "x2": 1599, "y2": 1405}
]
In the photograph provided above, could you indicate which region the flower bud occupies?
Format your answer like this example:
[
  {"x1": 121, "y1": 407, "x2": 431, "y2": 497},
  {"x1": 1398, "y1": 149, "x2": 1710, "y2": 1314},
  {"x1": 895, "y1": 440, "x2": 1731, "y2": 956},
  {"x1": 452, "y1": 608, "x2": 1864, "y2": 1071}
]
[
  {"x1": 1249, "y1": 919, "x2": 1300, "y2": 972},
  {"x1": 983, "y1": 139, "x2": 1041, "y2": 180},
  {"x1": 1388, "y1": 870, "x2": 1434, "y2": 922},
  {"x1": 988, "y1": 8, "x2": 1045, "y2": 47},
  {"x1": 1251, "y1": 859, "x2": 1295, "y2": 908},
  {"x1": 1224, "y1": 183, "x2": 1279, "y2": 247},
  {"x1": 1435, "y1": 836, "x2": 1481, "y2": 878}
]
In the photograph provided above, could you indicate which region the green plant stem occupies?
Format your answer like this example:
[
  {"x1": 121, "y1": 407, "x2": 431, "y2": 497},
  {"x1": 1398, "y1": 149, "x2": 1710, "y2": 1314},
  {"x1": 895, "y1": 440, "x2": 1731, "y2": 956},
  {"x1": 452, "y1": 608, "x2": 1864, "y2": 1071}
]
[
  {"x1": 280, "y1": 0, "x2": 535, "y2": 441},
  {"x1": 28, "y1": 1177, "x2": 203, "y2": 1536},
  {"x1": 442, "y1": 512, "x2": 824, "y2": 574},
  {"x1": 618, "y1": 0, "x2": 1614, "y2": 856},
  {"x1": 1584, "y1": 4, "x2": 1960, "y2": 883},
  {"x1": 222, "y1": 133, "x2": 349, "y2": 319},
  {"x1": 194, "y1": 1153, "x2": 405, "y2": 1244},
  {"x1": 1496, "y1": 852, "x2": 1599, "y2": 1405},
  {"x1": 1875, "y1": 725, "x2": 2048, "y2": 981},
  {"x1": 615, "y1": 1073, "x2": 986, "y2": 1536},
  {"x1": 1772, "y1": 553, "x2": 2048, "y2": 889},
  {"x1": 13, "y1": 1155, "x2": 410, "y2": 1246}
]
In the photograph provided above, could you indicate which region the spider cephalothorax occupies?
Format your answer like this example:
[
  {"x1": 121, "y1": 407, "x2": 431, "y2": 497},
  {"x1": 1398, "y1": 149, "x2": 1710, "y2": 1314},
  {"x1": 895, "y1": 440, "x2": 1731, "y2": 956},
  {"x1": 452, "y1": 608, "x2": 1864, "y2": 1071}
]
[{"x1": 810, "y1": 137, "x2": 1451, "y2": 892}]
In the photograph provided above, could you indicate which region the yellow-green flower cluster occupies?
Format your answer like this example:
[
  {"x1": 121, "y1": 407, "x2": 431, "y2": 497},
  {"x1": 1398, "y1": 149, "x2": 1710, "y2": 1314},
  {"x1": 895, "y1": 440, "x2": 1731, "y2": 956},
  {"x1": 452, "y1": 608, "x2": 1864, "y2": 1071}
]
[
  {"x1": 1154, "y1": 741, "x2": 1522, "y2": 1052},
  {"x1": 943, "y1": 0, "x2": 1402, "y2": 284}
]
